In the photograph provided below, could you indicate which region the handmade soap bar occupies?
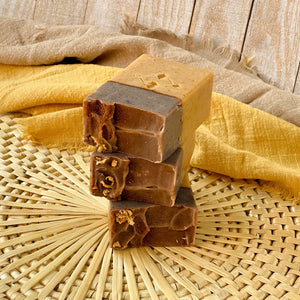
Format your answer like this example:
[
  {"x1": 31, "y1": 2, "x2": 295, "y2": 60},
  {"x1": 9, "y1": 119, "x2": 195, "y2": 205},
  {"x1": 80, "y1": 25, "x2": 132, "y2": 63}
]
[
  {"x1": 110, "y1": 54, "x2": 213, "y2": 186},
  {"x1": 109, "y1": 187, "x2": 197, "y2": 249},
  {"x1": 90, "y1": 148, "x2": 183, "y2": 206},
  {"x1": 83, "y1": 81, "x2": 182, "y2": 162}
]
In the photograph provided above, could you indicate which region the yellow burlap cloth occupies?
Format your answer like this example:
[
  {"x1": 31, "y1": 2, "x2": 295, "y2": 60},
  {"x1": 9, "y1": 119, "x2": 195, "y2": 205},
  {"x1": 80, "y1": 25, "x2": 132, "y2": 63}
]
[{"x1": 0, "y1": 64, "x2": 299, "y2": 201}]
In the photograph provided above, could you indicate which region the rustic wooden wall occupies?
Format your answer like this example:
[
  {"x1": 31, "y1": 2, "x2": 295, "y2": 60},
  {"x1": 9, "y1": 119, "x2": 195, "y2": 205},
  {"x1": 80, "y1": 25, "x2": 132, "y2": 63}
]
[{"x1": 0, "y1": 0, "x2": 299, "y2": 95}]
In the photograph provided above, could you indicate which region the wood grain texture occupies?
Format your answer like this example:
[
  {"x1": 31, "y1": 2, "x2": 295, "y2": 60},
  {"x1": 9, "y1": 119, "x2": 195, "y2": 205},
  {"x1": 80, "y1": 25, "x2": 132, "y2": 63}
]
[
  {"x1": 137, "y1": 0, "x2": 195, "y2": 36},
  {"x1": 34, "y1": 0, "x2": 88, "y2": 25},
  {"x1": 84, "y1": 0, "x2": 140, "y2": 32},
  {"x1": 0, "y1": 0, "x2": 36, "y2": 20},
  {"x1": 242, "y1": 0, "x2": 300, "y2": 92},
  {"x1": 189, "y1": 0, "x2": 253, "y2": 51}
]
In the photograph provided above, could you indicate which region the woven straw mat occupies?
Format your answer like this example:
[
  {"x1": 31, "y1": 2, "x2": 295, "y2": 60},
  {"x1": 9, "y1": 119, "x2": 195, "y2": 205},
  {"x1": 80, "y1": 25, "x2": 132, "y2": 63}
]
[{"x1": 0, "y1": 114, "x2": 300, "y2": 300}]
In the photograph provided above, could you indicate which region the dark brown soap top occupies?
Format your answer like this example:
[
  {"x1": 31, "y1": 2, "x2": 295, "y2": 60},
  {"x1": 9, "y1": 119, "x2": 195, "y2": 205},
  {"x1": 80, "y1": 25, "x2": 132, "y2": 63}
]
[
  {"x1": 109, "y1": 187, "x2": 197, "y2": 249},
  {"x1": 83, "y1": 81, "x2": 182, "y2": 163},
  {"x1": 90, "y1": 148, "x2": 182, "y2": 206}
]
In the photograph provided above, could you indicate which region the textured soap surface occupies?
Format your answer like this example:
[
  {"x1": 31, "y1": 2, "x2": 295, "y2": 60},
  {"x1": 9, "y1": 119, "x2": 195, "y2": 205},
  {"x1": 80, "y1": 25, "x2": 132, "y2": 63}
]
[
  {"x1": 110, "y1": 54, "x2": 213, "y2": 101},
  {"x1": 90, "y1": 151, "x2": 130, "y2": 200},
  {"x1": 110, "y1": 54, "x2": 213, "y2": 187},
  {"x1": 83, "y1": 81, "x2": 182, "y2": 162},
  {"x1": 90, "y1": 148, "x2": 183, "y2": 206},
  {"x1": 109, "y1": 187, "x2": 197, "y2": 249}
]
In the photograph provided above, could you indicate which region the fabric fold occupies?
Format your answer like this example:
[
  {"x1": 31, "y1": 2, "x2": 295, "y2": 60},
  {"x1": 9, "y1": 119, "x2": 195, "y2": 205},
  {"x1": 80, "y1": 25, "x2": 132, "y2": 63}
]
[
  {"x1": 0, "y1": 64, "x2": 121, "y2": 114},
  {"x1": 191, "y1": 93, "x2": 300, "y2": 200},
  {"x1": 15, "y1": 107, "x2": 85, "y2": 149}
]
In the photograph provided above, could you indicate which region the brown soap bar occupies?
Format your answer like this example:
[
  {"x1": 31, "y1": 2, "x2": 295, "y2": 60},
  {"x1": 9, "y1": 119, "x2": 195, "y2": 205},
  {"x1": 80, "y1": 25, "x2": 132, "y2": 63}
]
[
  {"x1": 90, "y1": 148, "x2": 182, "y2": 206},
  {"x1": 109, "y1": 187, "x2": 197, "y2": 249},
  {"x1": 83, "y1": 81, "x2": 182, "y2": 163}
]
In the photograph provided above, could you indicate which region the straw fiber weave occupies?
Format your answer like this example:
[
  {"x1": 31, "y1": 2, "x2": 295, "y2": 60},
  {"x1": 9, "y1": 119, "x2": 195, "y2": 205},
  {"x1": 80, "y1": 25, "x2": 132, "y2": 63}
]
[{"x1": 0, "y1": 114, "x2": 300, "y2": 299}]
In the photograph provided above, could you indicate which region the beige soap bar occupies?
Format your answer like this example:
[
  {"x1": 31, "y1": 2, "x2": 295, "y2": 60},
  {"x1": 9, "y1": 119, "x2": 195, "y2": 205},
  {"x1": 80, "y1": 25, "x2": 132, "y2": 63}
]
[{"x1": 110, "y1": 54, "x2": 213, "y2": 187}]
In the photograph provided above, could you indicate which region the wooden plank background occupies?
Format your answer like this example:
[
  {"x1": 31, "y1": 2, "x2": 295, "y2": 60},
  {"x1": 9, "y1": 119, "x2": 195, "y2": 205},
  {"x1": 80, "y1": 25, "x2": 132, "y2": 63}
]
[{"x1": 0, "y1": 0, "x2": 299, "y2": 95}]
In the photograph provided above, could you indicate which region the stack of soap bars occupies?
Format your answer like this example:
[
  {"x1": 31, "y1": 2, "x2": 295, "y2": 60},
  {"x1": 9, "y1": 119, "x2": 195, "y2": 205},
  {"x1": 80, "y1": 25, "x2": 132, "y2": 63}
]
[{"x1": 83, "y1": 54, "x2": 213, "y2": 249}]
